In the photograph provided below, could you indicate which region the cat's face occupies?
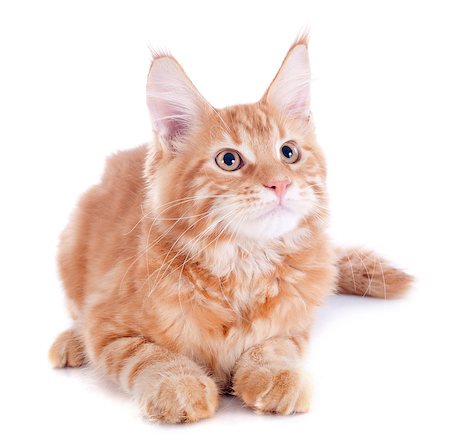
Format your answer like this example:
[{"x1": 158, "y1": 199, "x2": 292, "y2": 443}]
[{"x1": 146, "y1": 37, "x2": 327, "y2": 243}]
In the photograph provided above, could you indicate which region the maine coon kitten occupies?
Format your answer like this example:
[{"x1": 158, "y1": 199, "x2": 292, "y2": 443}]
[{"x1": 49, "y1": 34, "x2": 412, "y2": 423}]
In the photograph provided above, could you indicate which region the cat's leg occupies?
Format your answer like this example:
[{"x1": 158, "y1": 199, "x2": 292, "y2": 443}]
[
  {"x1": 232, "y1": 336, "x2": 311, "y2": 415},
  {"x1": 49, "y1": 329, "x2": 86, "y2": 368},
  {"x1": 86, "y1": 332, "x2": 219, "y2": 423}
]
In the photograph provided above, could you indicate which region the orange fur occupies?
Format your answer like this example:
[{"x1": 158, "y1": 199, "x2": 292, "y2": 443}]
[
  {"x1": 335, "y1": 247, "x2": 413, "y2": 298},
  {"x1": 49, "y1": 37, "x2": 412, "y2": 423}
]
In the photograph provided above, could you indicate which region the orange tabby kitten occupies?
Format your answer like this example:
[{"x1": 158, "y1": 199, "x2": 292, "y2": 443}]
[{"x1": 49, "y1": 34, "x2": 412, "y2": 423}]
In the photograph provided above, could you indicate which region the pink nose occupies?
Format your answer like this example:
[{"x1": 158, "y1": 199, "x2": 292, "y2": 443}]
[{"x1": 264, "y1": 179, "x2": 291, "y2": 200}]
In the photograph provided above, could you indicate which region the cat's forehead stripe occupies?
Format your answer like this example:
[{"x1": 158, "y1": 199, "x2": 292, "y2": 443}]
[
  {"x1": 221, "y1": 108, "x2": 242, "y2": 145},
  {"x1": 219, "y1": 106, "x2": 281, "y2": 156},
  {"x1": 236, "y1": 107, "x2": 273, "y2": 139}
]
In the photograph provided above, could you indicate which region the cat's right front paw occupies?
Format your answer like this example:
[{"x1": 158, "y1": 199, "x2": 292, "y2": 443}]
[{"x1": 141, "y1": 374, "x2": 219, "y2": 423}]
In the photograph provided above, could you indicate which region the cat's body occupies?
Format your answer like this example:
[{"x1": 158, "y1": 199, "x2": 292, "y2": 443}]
[
  {"x1": 57, "y1": 145, "x2": 334, "y2": 387},
  {"x1": 50, "y1": 36, "x2": 412, "y2": 422}
]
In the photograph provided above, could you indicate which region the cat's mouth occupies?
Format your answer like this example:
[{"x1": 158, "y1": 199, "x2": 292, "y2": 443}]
[
  {"x1": 225, "y1": 201, "x2": 302, "y2": 239},
  {"x1": 255, "y1": 203, "x2": 295, "y2": 220}
]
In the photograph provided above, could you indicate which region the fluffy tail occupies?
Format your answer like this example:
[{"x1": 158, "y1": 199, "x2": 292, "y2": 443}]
[{"x1": 335, "y1": 247, "x2": 414, "y2": 299}]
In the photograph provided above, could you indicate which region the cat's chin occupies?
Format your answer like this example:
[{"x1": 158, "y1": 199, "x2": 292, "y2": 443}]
[{"x1": 231, "y1": 206, "x2": 301, "y2": 240}]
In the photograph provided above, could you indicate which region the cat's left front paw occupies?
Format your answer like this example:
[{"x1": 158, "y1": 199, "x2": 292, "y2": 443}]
[{"x1": 233, "y1": 367, "x2": 311, "y2": 415}]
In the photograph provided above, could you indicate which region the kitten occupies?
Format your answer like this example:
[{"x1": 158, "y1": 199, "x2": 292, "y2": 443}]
[{"x1": 49, "y1": 34, "x2": 412, "y2": 423}]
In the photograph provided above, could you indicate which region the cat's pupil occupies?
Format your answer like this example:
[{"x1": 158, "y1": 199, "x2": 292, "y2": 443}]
[
  {"x1": 282, "y1": 146, "x2": 293, "y2": 158},
  {"x1": 223, "y1": 152, "x2": 236, "y2": 166}
]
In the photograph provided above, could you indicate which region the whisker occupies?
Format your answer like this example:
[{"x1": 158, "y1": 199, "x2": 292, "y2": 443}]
[
  {"x1": 124, "y1": 193, "x2": 242, "y2": 235},
  {"x1": 146, "y1": 206, "x2": 237, "y2": 298}
]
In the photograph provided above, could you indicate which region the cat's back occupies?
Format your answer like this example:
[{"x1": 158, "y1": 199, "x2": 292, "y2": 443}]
[{"x1": 58, "y1": 145, "x2": 148, "y2": 314}]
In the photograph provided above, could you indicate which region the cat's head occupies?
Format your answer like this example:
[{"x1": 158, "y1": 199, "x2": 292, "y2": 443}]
[{"x1": 145, "y1": 35, "x2": 327, "y2": 245}]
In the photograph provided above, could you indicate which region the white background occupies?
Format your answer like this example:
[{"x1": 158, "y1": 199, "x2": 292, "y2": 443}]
[{"x1": 1, "y1": 1, "x2": 449, "y2": 445}]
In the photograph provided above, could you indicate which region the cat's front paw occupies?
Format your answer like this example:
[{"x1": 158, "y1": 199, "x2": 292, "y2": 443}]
[
  {"x1": 233, "y1": 367, "x2": 311, "y2": 415},
  {"x1": 141, "y1": 374, "x2": 219, "y2": 423}
]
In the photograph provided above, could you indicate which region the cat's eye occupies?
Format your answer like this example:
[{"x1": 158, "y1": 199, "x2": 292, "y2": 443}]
[
  {"x1": 215, "y1": 150, "x2": 243, "y2": 171},
  {"x1": 280, "y1": 141, "x2": 301, "y2": 164}
]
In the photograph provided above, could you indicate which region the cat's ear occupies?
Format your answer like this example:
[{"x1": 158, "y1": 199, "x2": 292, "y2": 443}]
[
  {"x1": 262, "y1": 36, "x2": 311, "y2": 120},
  {"x1": 146, "y1": 54, "x2": 209, "y2": 150}
]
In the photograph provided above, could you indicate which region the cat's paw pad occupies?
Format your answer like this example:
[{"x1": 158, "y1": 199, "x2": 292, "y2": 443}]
[
  {"x1": 142, "y1": 374, "x2": 219, "y2": 423},
  {"x1": 236, "y1": 368, "x2": 311, "y2": 415}
]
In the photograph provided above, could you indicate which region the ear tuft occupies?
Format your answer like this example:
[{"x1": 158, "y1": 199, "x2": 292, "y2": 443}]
[
  {"x1": 263, "y1": 37, "x2": 311, "y2": 120},
  {"x1": 146, "y1": 55, "x2": 208, "y2": 150},
  {"x1": 293, "y1": 27, "x2": 310, "y2": 48},
  {"x1": 149, "y1": 46, "x2": 172, "y2": 60}
]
